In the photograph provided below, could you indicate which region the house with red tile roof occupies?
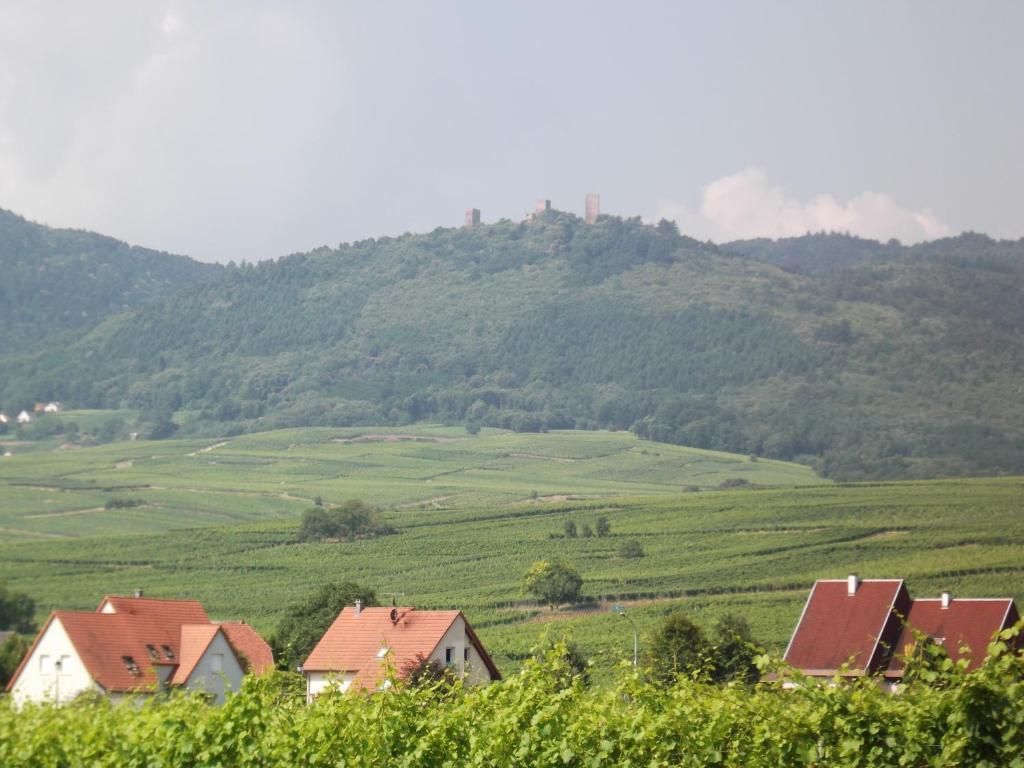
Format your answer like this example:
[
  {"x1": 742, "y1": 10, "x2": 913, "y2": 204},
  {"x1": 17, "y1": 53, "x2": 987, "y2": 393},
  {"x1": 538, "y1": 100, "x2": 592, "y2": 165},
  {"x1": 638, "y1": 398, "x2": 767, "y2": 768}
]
[
  {"x1": 302, "y1": 602, "x2": 500, "y2": 701},
  {"x1": 6, "y1": 592, "x2": 273, "y2": 706},
  {"x1": 783, "y1": 575, "x2": 1019, "y2": 687}
]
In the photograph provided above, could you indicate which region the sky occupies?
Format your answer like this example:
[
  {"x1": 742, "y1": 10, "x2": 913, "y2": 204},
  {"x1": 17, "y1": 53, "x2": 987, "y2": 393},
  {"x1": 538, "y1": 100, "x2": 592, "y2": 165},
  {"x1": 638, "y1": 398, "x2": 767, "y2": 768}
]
[{"x1": 1, "y1": 2, "x2": 1022, "y2": 263}]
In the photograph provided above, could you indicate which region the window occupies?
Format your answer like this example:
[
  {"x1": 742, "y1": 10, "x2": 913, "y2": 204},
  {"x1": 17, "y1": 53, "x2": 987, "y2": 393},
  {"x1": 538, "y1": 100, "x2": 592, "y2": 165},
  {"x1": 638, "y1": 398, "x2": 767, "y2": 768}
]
[
  {"x1": 210, "y1": 653, "x2": 223, "y2": 673},
  {"x1": 39, "y1": 654, "x2": 52, "y2": 673},
  {"x1": 122, "y1": 655, "x2": 140, "y2": 675},
  {"x1": 464, "y1": 647, "x2": 470, "y2": 662},
  {"x1": 445, "y1": 647, "x2": 455, "y2": 665},
  {"x1": 161, "y1": 644, "x2": 175, "y2": 660},
  {"x1": 146, "y1": 644, "x2": 159, "y2": 660}
]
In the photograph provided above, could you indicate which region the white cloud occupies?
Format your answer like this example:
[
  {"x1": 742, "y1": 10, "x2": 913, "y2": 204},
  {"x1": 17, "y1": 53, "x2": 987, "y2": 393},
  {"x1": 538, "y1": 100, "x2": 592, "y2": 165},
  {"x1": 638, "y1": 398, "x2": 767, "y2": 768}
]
[{"x1": 655, "y1": 167, "x2": 951, "y2": 244}]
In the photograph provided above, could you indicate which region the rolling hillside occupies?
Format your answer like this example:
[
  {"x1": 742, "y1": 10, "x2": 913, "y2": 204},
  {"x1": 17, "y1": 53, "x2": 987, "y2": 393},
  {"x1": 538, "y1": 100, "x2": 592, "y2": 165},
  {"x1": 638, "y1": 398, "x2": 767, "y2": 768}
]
[
  {"x1": 0, "y1": 208, "x2": 219, "y2": 358},
  {"x1": 1, "y1": 210, "x2": 1022, "y2": 480}
]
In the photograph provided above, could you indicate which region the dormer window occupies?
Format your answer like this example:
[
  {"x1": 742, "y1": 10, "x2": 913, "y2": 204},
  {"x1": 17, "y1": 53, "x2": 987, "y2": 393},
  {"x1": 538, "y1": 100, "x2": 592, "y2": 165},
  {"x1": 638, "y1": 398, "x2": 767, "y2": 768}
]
[
  {"x1": 122, "y1": 655, "x2": 141, "y2": 675},
  {"x1": 145, "y1": 644, "x2": 159, "y2": 660},
  {"x1": 161, "y1": 644, "x2": 175, "y2": 661}
]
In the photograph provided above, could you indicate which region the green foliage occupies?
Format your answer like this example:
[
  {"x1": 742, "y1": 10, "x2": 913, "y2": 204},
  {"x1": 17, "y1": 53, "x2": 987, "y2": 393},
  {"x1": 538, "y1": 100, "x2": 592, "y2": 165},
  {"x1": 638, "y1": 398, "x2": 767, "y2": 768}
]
[
  {"x1": 273, "y1": 582, "x2": 377, "y2": 670},
  {"x1": 297, "y1": 500, "x2": 395, "y2": 542},
  {"x1": 645, "y1": 612, "x2": 711, "y2": 684},
  {"x1": 0, "y1": 583, "x2": 35, "y2": 633},
  {"x1": 618, "y1": 540, "x2": 645, "y2": 559},
  {"x1": 3, "y1": 637, "x2": 1024, "y2": 767},
  {"x1": 104, "y1": 498, "x2": 144, "y2": 510},
  {"x1": 522, "y1": 560, "x2": 584, "y2": 609},
  {"x1": 709, "y1": 614, "x2": 760, "y2": 685},
  {"x1": 595, "y1": 516, "x2": 611, "y2": 537},
  {"x1": 0, "y1": 208, "x2": 217, "y2": 357},
  {"x1": 563, "y1": 519, "x2": 577, "y2": 538},
  {"x1": 0, "y1": 633, "x2": 29, "y2": 687}
]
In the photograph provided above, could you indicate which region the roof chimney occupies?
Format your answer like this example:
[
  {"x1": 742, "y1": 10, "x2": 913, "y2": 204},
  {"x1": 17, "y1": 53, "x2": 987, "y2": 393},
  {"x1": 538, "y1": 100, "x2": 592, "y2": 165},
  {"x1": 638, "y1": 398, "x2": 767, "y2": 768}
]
[
  {"x1": 354, "y1": 599, "x2": 363, "y2": 616},
  {"x1": 847, "y1": 574, "x2": 859, "y2": 596},
  {"x1": 133, "y1": 587, "x2": 144, "y2": 598},
  {"x1": 941, "y1": 591, "x2": 951, "y2": 609}
]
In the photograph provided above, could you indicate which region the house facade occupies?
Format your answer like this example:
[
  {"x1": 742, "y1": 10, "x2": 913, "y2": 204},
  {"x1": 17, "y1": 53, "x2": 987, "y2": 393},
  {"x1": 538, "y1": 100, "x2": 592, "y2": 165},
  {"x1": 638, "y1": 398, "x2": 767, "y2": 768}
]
[
  {"x1": 302, "y1": 603, "x2": 500, "y2": 702},
  {"x1": 783, "y1": 575, "x2": 1019, "y2": 688},
  {"x1": 6, "y1": 593, "x2": 273, "y2": 705}
]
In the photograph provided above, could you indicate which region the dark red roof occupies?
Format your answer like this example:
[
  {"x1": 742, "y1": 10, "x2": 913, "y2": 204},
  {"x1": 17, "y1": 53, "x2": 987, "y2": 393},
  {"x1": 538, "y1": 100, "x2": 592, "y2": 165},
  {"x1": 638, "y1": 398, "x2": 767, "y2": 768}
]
[
  {"x1": 304, "y1": 607, "x2": 499, "y2": 688},
  {"x1": 784, "y1": 579, "x2": 911, "y2": 675},
  {"x1": 220, "y1": 622, "x2": 275, "y2": 675},
  {"x1": 887, "y1": 598, "x2": 1019, "y2": 676}
]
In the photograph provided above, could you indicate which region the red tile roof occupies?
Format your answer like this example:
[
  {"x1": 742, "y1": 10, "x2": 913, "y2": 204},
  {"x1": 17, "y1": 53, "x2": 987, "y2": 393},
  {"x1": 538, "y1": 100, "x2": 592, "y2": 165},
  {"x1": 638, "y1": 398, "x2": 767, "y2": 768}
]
[
  {"x1": 784, "y1": 579, "x2": 911, "y2": 675},
  {"x1": 98, "y1": 595, "x2": 210, "y2": 625},
  {"x1": 220, "y1": 622, "x2": 275, "y2": 675},
  {"x1": 6, "y1": 594, "x2": 272, "y2": 694},
  {"x1": 304, "y1": 607, "x2": 499, "y2": 688},
  {"x1": 886, "y1": 598, "x2": 1019, "y2": 676},
  {"x1": 171, "y1": 625, "x2": 221, "y2": 685}
]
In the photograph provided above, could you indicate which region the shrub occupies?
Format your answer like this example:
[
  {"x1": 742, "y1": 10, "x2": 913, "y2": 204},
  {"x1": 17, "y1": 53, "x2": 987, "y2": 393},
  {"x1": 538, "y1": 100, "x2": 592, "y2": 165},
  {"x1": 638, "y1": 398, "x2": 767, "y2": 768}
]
[
  {"x1": 522, "y1": 559, "x2": 584, "y2": 609},
  {"x1": 619, "y1": 540, "x2": 645, "y2": 559},
  {"x1": 298, "y1": 500, "x2": 395, "y2": 542}
]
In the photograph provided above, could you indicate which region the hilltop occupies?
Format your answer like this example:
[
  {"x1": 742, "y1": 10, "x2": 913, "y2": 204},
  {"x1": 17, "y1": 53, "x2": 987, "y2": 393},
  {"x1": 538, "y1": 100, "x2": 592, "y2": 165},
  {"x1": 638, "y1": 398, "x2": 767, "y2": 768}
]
[{"x1": 1, "y1": 209, "x2": 1022, "y2": 480}]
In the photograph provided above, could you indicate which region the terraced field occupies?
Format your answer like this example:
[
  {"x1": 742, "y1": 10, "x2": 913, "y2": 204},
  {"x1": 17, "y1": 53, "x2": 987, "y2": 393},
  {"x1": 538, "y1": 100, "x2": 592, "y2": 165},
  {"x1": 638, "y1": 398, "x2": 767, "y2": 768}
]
[
  {"x1": 1, "y1": 426, "x2": 1020, "y2": 681},
  {"x1": 0, "y1": 422, "x2": 817, "y2": 538}
]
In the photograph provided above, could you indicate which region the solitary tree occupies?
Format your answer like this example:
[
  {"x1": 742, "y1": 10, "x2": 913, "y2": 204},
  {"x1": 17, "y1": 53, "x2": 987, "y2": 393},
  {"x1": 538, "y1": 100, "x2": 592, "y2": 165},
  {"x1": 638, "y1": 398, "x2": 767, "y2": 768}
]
[
  {"x1": 273, "y1": 582, "x2": 377, "y2": 669},
  {"x1": 619, "y1": 540, "x2": 645, "y2": 559},
  {"x1": 645, "y1": 612, "x2": 710, "y2": 684},
  {"x1": 522, "y1": 560, "x2": 584, "y2": 609},
  {"x1": 580, "y1": 523, "x2": 593, "y2": 538},
  {"x1": 595, "y1": 517, "x2": 611, "y2": 537},
  {"x1": 563, "y1": 520, "x2": 577, "y2": 538}
]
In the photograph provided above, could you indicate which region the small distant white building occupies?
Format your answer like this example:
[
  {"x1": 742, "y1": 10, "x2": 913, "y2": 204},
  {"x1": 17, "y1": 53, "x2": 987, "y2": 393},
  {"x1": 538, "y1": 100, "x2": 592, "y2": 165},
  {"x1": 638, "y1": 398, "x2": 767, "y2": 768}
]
[
  {"x1": 43, "y1": 402, "x2": 61, "y2": 413},
  {"x1": 6, "y1": 593, "x2": 273, "y2": 706},
  {"x1": 0, "y1": 412, "x2": 9, "y2": 425},
  {"x1": 302, "y1": 604, "x2": 500, "y2": 702},
  {"x1": 16, "y1": 411, "x2": 33, "y2": 424}
]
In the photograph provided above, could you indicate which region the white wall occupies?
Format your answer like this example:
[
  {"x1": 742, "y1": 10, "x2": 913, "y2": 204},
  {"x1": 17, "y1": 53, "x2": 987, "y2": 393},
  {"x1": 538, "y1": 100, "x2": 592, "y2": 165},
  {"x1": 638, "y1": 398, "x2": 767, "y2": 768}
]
[
  {"x1": 10, "y1": 618, "x2": 99, "y2": 706},
  {"x1": 183, "y1": 631, "x2": 244, "y2": 705},
  {"x1": 427, "y1": 616, "x2": 494, "y2": 685},
  {"x1": 307, "y1": 671, "x2": 357, "y2": 703}
]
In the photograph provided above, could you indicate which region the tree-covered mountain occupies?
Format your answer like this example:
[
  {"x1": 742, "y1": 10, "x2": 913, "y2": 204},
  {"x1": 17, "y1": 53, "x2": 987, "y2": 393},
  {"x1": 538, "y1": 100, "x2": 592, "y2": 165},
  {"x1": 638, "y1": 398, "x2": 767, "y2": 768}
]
[
  {"x1": 1, "y1": 210, "x2": 1022, "y2": 481},
  {"x1": 0, "y1": 208, "x2": 219, "y2": 353}
]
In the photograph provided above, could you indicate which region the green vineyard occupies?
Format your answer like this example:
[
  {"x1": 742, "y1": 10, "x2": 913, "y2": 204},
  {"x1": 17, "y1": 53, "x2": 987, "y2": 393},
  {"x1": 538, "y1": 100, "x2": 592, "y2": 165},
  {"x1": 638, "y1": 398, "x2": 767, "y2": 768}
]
[{"x1": 3, "y1": 639, "x2": 1024, "y2": 767}]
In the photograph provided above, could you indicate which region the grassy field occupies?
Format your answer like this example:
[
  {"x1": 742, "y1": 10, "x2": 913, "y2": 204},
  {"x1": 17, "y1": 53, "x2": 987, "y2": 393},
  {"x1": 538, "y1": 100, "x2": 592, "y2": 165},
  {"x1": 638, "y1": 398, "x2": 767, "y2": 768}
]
[
  {"x1": 0, "y1": 421, "x2": 818, "y2": 539},
  {"x1": 0, "y1": 426, "x2": 1021, "y2": 680}
]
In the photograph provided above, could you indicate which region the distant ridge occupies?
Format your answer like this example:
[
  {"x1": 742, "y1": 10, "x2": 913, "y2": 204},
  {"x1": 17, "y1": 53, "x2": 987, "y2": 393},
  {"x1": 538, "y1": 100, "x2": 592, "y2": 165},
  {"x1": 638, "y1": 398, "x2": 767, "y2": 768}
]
[{"x1": 0, "y1": 208, "x2": 1021, "y2": 481}]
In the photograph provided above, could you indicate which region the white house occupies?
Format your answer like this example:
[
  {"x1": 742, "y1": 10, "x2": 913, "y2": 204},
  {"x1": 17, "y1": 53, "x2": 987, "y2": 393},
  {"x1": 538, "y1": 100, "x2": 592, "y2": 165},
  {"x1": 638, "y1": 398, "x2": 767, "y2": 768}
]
[
  {"x1": 6, "y1": 593, "x2": 274, "y2": 706},
  {"x1": 43, "y1": 402, "x2": 61, "y2": 413},
  {"x1": 16, "y1": 410, "x2": 33, "y2": 424},
  {"x1": 302, "y1": 603, "x2": 500, "y2": 702},
  {"x1": 0, "y1": 412, "x2": 9, "y2": 424}
]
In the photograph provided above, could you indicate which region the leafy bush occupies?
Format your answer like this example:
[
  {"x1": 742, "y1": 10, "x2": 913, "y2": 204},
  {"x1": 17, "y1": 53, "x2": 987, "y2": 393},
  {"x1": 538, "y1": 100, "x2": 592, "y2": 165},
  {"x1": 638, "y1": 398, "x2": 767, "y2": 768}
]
[
  {"x1": 618, "y1": 540, "x2": 644, "y2": 559},
  {"x1": 272, "y1": 582, "x2": 377, "y2": 670},
  {"x1": 298, "y1": 500, "x2": 395, "y2": 542},
  {"x1": 104, "y1": 498, "x2": 144, "y2": 510},
  {"x1": 522, "y1": 559, "x2": 583, "y2": 608}
]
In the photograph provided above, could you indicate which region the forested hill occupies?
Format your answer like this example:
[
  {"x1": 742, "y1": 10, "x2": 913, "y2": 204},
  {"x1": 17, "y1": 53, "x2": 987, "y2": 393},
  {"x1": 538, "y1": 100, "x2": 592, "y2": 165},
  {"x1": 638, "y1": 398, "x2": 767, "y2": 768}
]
[
  {"x1": 1, "y1": 210, "x2": 1022, "y2": 481},
  {"x1": 0, "y1": 208, "x2": 219, "y2": 353}
]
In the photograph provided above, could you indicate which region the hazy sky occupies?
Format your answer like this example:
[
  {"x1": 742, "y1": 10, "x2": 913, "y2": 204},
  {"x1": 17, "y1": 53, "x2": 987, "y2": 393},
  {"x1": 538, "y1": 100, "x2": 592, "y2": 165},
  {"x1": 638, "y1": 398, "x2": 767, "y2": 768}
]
[{"x1": 1, "y1": 2, "x2": 1022, "y2": 262}]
